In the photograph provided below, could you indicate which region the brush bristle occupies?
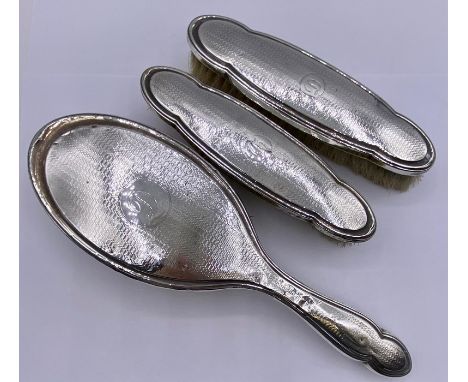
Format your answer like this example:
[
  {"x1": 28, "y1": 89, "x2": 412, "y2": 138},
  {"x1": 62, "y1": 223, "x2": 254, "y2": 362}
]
[
  {"x1": 189, "y1": 54, "x2": 420, "y2": 192},
  {"x1": 281, "y1": 128, "x2": 420, "y2": 191}
]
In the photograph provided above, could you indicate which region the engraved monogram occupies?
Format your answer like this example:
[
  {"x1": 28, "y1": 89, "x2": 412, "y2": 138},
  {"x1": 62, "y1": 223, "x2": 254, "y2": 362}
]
[
  {"x1": 119, "y1": 178, "x2": 171, "y2": 227},
  {"x1": 300, "y1": 74, "x2": 325, "y2": 97},
  {"x1": 245, "y1": 135, "x2": 273, "y2": 161}
]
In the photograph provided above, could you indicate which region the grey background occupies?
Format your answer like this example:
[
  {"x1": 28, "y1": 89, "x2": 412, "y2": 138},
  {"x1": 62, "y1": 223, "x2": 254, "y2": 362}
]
[{"x1": 19, "y1": 0, "x2": 447, "y2": 381}]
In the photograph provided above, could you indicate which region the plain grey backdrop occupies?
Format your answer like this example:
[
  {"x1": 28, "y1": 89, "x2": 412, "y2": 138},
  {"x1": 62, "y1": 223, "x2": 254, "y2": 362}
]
[{"x1": 20, "y1": 0, "x2": 447, "y2": 381}]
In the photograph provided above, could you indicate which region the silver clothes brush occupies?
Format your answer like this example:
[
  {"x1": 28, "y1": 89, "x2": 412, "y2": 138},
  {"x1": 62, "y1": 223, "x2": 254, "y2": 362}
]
[
  {"x1": 141, "y1": 67, "x2": 375, "y2": 243},
  {"x1": 29, "y1": 114, "x2": 410, "y2": 377},
  {"x1": 188, "y1": 15, "x2": 436, "y2": 190}
]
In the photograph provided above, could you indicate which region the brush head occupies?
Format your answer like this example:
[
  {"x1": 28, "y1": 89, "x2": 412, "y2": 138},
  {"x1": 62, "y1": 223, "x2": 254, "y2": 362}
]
[
  {"x1": 187, "y1": 15, "x2": 435, "y2": 186},
  {"x1": 141, "y1": 66, "x2": 376, "y2": 242},
  {"x1": 190, "y1": 54, "x2": 421, "y2": 192}
]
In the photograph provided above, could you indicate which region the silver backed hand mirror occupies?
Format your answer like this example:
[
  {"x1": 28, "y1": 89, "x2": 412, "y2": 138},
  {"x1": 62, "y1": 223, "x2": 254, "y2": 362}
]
[
  {"x1": 141, "y1": 67, "x2": 375, "y2": 242},
  {"x1": 29, "y1": 114, "x2": 411, "y2": 377}
]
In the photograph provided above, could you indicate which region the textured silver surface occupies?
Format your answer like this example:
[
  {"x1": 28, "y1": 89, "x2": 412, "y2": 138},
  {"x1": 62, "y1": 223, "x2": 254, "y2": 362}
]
[
  {"x1": 141, "y1": 67, "x2": 375, "y2": 242},
  {"x1": 188, "y1": 16, "x2": 435, "y2": 175},
  {"x1": 29, "y1": 115, "x2": 411, "y2": 377},
  {"x1": 45, "y1": 124, "x2": 266, "y2": 280}
]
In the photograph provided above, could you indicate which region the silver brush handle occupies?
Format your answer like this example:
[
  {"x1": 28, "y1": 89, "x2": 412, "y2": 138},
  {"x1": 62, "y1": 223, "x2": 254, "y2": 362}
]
[{"x1": 265, "y1": 273, "x2": 411, "y2": 377}]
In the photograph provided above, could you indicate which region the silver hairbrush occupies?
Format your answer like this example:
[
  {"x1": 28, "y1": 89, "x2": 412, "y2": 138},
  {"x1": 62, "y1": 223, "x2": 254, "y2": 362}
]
[
  {"x1": 188, "y1": 15, "x2": 435, "y2": 182},
  {"x1": 29, "y1": 114, "x2": 411, "y2": 377},
  {"x1": 141, "y1": 66, "x2": 375, "y2": 242}
]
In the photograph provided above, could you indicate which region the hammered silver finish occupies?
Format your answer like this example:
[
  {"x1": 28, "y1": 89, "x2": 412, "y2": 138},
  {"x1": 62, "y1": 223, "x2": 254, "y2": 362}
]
[
  {"x1": 29, "y1": 115, "x2": 411, "y2": 377},
  {"x1": 141, "y1": 67, "x2": 375, "y2": 242},
  {"x1": 188, "y1": 15, "x2": 435, "y2": 175}
]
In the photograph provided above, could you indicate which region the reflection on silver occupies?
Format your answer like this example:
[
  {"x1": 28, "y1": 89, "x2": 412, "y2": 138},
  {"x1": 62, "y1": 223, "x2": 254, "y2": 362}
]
[
  {"x1": 188, "y1": 15, "x2": 435, "y2": 175},
  {"x1": 29, "y1": 114, "x2": 411, "y2": 377},
  {"x1": 141, "y1": 67, "x2": 375, "y2": 242}
]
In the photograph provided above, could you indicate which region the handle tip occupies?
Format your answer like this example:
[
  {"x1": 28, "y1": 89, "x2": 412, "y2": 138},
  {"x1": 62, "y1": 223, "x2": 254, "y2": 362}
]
[{"x1": 367, "y1": 334, "x2": 412, "y2": 377}]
